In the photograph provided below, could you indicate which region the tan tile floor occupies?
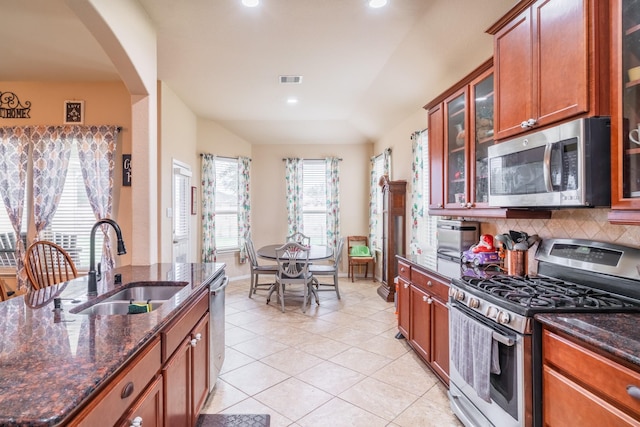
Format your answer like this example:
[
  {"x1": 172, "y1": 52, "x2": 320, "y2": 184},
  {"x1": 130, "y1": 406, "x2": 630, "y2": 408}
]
[{"x1": 201, "y1": 277, "x2": 463, "y2": 427}]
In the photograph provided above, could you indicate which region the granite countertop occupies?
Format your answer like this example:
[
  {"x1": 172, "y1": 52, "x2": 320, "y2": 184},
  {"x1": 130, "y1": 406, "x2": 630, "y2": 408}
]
[
  {"x1": 535, "y1": 312, "x2": 640, "y2": 368},
  {"x1": 0, "y1": 262, "x2": 225, "y2": 427}
]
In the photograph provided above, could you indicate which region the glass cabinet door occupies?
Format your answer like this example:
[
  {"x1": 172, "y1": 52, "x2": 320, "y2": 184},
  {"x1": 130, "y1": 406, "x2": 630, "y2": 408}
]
[
  {"x1": 622, "y1": 0, "x2": 640, "y2": 199},
  {"x1": 446, "y1": 91, "x2": 468, "y2": 207},
  {"x1": 472, "y1": 71, "x2": 494, "y2": 206}
]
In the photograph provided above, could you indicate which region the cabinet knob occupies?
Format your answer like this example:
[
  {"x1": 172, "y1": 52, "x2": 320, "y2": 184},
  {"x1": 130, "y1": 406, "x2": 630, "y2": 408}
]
[
  {"x1": 427, "y1": 280, "x2": 432, "y2": 287},
  {"x1": 130, "y1": 416, "x2": 143, "y2": 427},
  {"x1": 466, "y1": 202, "x2": 473, "y2": 208},
  {"x1": 404, "y1": 283, "x2": 409, "y2": 289},
  {"x1": 191, "y1": 338, "x2": 198, "y2": 347},
  {"x1": 628, "y1": 385, "x2": 640, "y2": 400},
  {"x1": 427, "y1": 297, "x2": 433, "y2": 304},
  {"x1": 195, "y1": 333, "x2": 202, "y2": 341},
  {"x1": 521, "y1": 118, "x2": 537, "y2": 128},
  {"x1": 422, "y1": 295, "x2": 428, "y2": 302},
  {"x1": 438, "y1": 203, "x2": 443, "y2": 208}
]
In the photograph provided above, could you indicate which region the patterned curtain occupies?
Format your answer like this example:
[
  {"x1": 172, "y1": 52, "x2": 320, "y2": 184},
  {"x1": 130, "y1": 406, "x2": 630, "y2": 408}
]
[
  {"x1": 325, "y1": 157, "x2": 340, "y2": 251},
  {"x1": 31, "y1": 126, "x2": 73, "y2": 241},
  {"x1": 0, "y1": 127, "x2": 29, "y2": 288},
  {"x1": 410, "y1": 132, "x2": 424, "y2": 255},
  {"x1": 237, "y1": 156, "x2": 251, "y2": 263},
  {"x1": 76, "y1": 125, "x2": 119, "y2": 270},
  {"x1": 284, "y1": 158, "x2": 303, "y2": 236},
  {"x1": 383, "y1": 148, "x2": 391, "y2": 177},
  {"x1": 368, "y1": 156, "x2": 377, "y2": 250},
  {"x1": 201, "y1": 154, "x2": 216, "y2": 262}
]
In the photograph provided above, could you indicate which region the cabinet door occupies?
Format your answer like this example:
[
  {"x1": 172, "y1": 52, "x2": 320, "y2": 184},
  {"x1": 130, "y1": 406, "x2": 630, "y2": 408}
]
[
  {"x1": 494, "y1": 6, "x2": 533, "y2": 140},
  {"x1": 397, "y1": 277, "x2": 410, "y2": 338},
  {"x1": 430, "y1": 297, "x2": 450, "y2": 385},
  {"x1": 534, "y1": 0, "x2": 588, "y2": 126},
  {"x1": 409, "y1": 285, "x2": 432, "y2": 362},
  {"x1": 163, "y1": 338, "x2": 192, "y2": 427},
  {"x1": 428, "y1": 104, "x2": 445, "y2": 210},
  {"x1": 191, "y1": 315, "x2": 210, "y2": 425},
  {"x1": 444, "y1": 89, "x2": 470, "y2": 209},
  {"x1": 119, "y1": 375, "x2": 164, "y2": 427},
  {"x1": 469, "y1": 69, "x2": 495, "y2": 208}
]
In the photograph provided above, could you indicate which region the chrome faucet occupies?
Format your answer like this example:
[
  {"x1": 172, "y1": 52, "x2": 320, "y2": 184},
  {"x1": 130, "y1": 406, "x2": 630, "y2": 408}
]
[{"x1": 88, "y1": 218, "x2": 127, "y2": 296}]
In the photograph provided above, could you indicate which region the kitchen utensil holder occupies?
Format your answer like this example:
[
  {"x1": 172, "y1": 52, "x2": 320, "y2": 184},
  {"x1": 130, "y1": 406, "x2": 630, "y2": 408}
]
[{"x1": 506, "y1": 250, "x2": 527, "y2": 276}]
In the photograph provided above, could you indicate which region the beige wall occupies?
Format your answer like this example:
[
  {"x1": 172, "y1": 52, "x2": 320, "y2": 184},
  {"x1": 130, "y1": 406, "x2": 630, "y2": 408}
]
[{"x1": 0, "y1": 81, "x2": 133, "y2": 269}]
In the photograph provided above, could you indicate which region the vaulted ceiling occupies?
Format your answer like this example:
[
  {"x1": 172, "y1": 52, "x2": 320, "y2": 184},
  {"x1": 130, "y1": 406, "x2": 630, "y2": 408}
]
[{"x1": 0, "y1": 0, "x2": 515, "y2": 144}]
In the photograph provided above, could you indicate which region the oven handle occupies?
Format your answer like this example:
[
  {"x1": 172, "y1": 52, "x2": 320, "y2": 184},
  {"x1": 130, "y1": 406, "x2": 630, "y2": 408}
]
[
  {"x1": 543, "y1": 143, "x2": 553, "y2": 192},
  {"x1": 492, "y1": 331, "x2": 514, "y2": 347}
]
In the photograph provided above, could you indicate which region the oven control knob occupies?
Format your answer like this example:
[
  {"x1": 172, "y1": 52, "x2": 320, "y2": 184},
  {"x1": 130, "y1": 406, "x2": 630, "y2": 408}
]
[
  {"x1": 496, "y1": 311, "x2": 511, "y2": 325},
  {"x1": 454, "y1": 290, "x2": 465, "y2": 301},
  {"x1": 468, "y1": 298, "x2": 480, "y2": 309},
  {"x1": 486, "y1": 306, "x2": 497, "y2": 318}
]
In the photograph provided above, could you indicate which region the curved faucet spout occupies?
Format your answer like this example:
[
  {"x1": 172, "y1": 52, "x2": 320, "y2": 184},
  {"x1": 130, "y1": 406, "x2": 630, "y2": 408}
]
[{"x1": 88, "y1": 218, "x2": 127, "y2": 296}]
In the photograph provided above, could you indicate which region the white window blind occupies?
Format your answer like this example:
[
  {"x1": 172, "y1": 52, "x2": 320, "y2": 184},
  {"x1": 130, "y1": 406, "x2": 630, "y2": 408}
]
[
  {"x1": 214, "y1": 158, "x2": 239, "y2": 250},
  {"x1": 173, "y1": 166, "x2": 191, "y2": 242},
  {"x1": 420, "y1": 132, "x2": 438, "y2": 268},
  {"x1": 302, "y1": 160, "x2": 327, "y2": 246}
]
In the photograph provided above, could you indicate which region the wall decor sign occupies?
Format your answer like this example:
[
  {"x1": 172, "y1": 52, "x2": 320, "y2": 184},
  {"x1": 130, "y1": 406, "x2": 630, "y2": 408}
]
[
  {"x1": 191, "y1": 186, "x2": 197, "y2": 215},
  {"x1": 123, "y1": 154, "x2": 132, "y2": 186},
  {"x1": 0, "y1": 91, "x2": 31, "y2": 119},
  {"x1": 64, "y1": 100, "x2": 84, "y2": 124}
]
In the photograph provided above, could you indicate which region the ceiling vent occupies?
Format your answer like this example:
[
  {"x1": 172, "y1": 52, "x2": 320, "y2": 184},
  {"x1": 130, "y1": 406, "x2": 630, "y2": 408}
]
[{"x1": 279, "y1": 75, "x2": 303, "y2": 84}]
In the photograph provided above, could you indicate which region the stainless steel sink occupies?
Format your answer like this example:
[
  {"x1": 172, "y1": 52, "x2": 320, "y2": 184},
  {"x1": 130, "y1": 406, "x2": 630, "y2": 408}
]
[
  {"x1": 103, "y1": 285, "x2": 186, "y2": 303},
  {"x1": 75, "y1": 300, "x2": 165, "y2": 316}
]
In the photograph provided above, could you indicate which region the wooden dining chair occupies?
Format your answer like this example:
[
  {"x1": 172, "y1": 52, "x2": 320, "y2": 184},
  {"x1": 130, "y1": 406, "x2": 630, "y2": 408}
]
[
  {"x1": 267, "y1": 241, "x2": 318, "y2": 313},
  {"x1": 0, "y1": 278, "x2": 9, "y2": 302},
  {"x1": 286, "y1": 232, "x2": 311, "y2": 247},
  {"x1": 310, "y1": 237, "x2": 344, "y2": 299},
  {"x1": 25, "y1": 240, "x2": 78, "y2": 290},
  {"x1": 245, "y1": 237, "x2": 279, "y2": 298},
  {"x1": 347, "y1": 235, "x2": 375, "y2": 282}
]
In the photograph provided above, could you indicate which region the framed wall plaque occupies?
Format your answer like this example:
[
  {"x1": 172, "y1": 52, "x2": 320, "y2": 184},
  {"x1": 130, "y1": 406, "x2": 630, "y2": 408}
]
[
  {"x1": 64, "y1": 100, "x2": 84, "y2": 124},
  {"x1": 191, "y1": 186, "x2": 197, "y2": 215}
]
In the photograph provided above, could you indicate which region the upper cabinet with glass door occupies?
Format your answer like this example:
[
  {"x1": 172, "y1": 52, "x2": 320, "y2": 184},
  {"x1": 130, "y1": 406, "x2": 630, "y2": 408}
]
[
  {"x1": 610, "y1": 0, "x2": 640, "y2": 223},
  {"x1": 445, "y1": 89, "x2": 469, "y2": 209},
  {"x1": 471, "y1": 70, "x2": 495, "y2": 208}
]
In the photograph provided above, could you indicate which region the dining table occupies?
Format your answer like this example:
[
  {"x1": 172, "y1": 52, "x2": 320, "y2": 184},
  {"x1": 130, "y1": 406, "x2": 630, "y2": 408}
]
[{"x1": 257, "y1": 244, "x2": 333, "y2": 261}]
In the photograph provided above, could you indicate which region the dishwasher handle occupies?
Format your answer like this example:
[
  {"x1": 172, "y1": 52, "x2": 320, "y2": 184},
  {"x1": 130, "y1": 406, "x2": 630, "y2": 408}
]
[{"x1": 211, "y1": 276, "x2": 229, "y2": 295}]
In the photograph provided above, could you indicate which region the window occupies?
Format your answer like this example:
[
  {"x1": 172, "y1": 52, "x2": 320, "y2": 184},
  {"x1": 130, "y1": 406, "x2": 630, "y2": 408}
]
[
  {"x1": 419, "y1": 132, "x2": 438, "y2": 267},
  {"x1": 214, "y1": 158, "x2": 239, "y2": 250},
  {"x1": 0, "y1": 144, "x2": 104, "y2": 270},
  {"x1": 302, "y1": 160, "x2": 327, "y2": 246},
  {"x1": 372, "y1": 154, "x2": 385, "y2": 250},
  {"x1": 173, "y1": 162, "x2": 191, "y2": 263}
]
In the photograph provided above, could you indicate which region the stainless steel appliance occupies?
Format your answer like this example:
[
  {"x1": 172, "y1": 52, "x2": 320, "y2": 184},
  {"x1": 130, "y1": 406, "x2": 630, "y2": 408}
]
[
  {"x1": 487, "y1": 117, "x2": 611, "y2": 208},
  {"x1": 436, "y1": 219, "x2": 479, "y2": 279},
  {"x1": 448, "y1": 238, "x2": 640, "y2": 427},
  {"x1": 209, "y1": 270, "x2": 229, "y2": 391}
]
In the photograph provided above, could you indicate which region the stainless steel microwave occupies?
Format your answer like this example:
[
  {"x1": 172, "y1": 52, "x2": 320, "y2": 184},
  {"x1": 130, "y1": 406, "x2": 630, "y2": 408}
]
[{"x1": 487, "y1": 117, "x2": 611, "y2": 208}]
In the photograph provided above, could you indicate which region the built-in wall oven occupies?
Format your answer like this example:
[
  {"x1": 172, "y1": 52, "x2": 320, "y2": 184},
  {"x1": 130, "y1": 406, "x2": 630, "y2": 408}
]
[{"x1": 448, "y1": 238, "x2": 640, "y2": 427}]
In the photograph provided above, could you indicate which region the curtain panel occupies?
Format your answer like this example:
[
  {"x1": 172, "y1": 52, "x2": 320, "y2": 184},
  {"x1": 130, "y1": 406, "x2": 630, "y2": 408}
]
[
  {"x1": 284, "y1": 158, "x2": 304, "y2": 236},
  {"x1": 237, "y1": 156, "x2": 251, "y2": 263},
  {"x1": 201, "y1": 154, "x2": 217, "y2": 262},
  {"x1": 324, "y1": 157, "x2": 340, "y2": 251},
  {"x1": 410, "y1": 132, "x2": 424, "y2": 255}
]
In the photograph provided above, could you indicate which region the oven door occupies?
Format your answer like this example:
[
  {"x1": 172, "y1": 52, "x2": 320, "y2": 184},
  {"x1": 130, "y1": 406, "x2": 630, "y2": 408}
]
[{"x1": 448, "y1": 302, "x2": 525, "y2": 427}]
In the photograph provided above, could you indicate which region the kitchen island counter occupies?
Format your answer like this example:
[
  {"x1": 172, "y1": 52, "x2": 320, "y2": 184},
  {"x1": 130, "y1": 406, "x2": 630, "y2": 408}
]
[
  {"x1": 535, "y1": 312, "x2": 640, "y2": 369},
  {"x1": 0, "y1": 262, "x2": 224, "y2": 426}
]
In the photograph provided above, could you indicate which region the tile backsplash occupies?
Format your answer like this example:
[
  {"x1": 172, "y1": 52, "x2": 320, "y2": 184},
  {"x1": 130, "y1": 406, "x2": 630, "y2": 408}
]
[{"x1": 478, "y1": 208, "x2": 640, "y2": 248}]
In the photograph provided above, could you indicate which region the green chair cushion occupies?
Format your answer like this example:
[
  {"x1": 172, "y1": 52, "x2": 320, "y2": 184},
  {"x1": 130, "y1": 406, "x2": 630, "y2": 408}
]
[{"x1": 350, "y1": 245, "x2": 371, "y2": 257}]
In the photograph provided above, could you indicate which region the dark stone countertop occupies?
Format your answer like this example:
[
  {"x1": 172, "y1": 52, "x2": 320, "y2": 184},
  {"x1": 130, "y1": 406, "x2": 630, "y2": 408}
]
[
  {"x1": 0, "y1": 262, "x2": 225, "y2": 427},
  {"x1": 535, "y1": 312, "x2": 640, "y2": 369}
]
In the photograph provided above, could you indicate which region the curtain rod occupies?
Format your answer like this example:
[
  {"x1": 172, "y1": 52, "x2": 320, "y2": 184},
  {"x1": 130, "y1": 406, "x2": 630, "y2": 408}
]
[
  {"x1": 199, "y1": 154, "x2": 251, "y2": 161},
  {"x1": 281, "y1": 158, "x2": 343, "y2": 161}
]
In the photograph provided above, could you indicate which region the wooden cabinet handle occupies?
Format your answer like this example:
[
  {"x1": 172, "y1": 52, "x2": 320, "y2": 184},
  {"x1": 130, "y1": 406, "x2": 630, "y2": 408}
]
[
  {"x1": 130, "y1": 416, "x2": 143, "y2": 427},
  {"x1": 628, "y1": 385, "x2": 640, "y2": 400},
  {"x1": 121, "y1": 381, "x2": 134, "y2": 399}
]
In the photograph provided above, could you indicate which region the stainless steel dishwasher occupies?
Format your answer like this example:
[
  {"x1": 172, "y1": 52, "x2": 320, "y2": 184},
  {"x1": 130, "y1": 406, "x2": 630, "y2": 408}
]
[{"x1": 209, "y1": 271, "x2": 229, "y2": 391}]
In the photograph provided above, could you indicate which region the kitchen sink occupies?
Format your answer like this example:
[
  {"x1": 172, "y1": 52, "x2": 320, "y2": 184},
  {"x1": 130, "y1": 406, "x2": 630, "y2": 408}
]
[
  {"x1": 75, "y1": 300, "x2": 165, "y2": 316},
  {"x1": 103, "y1": 284, "x2": 186, "y2": 303}
]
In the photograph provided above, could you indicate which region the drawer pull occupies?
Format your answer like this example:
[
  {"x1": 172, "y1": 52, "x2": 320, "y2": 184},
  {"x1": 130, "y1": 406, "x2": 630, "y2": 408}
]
[
  {"x1": 121, "y1": 381, "x2": 135, "y2": 399},
  {"x1": 191, "y1": 338, "x2": 198, "y2": 347},
  {"x1": 427, "y1": 280, "x2": 432, "y2": 287},
  {"x1": 627, "y1": 385, "x2": 640, "y2": 400},
  {"x1": 195, "y1": 333, "x2": 202, "y2": 341},
  {"x1": 130, "y1": 416, "x2": 143, "y2": 427},
  {"x1": 404, "y1": 283, "x2": 409, "y2": 289}
]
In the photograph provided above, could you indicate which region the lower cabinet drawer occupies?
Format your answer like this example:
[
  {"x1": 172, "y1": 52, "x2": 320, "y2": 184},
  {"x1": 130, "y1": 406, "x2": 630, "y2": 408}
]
[
  {"x1": 71, "y1": 337, "x2": 162, "y2": 427},
  {"x1": 398, "y1": 260, "x2": 411, "y2": 280},
  {"x1": 162, "y1": 290, "x2": 208, "y2": 362},
  {"x1": 543, "y1": 329, "x2": 640, "y2": 421},
  {"x1": 411, "y1": 268, "x2": 449, "y2": 302}
]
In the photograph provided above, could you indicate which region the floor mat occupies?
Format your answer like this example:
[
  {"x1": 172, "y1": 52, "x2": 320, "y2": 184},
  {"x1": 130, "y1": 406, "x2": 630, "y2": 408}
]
[{"x1": 196, "y1": 414, "x2": 271, "y2": 427}]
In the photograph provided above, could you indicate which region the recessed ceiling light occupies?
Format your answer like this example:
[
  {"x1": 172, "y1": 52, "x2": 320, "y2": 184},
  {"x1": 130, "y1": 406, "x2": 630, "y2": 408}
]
[
  {"x1": 287, "y1": 97, "x2": 298, "y2": 104},
  {"x1": 368, "y1": 0, "x2": 388, "y2": 8},
  {"x1": 242, "y1": 0, "x2": 259, "y2": 7}
]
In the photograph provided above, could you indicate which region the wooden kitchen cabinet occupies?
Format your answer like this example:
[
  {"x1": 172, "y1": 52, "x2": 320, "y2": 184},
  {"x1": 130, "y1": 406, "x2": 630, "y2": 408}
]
[
  {"x1": 395, "y1": 257, "x2": 450, "y2": 386},
  {"x1": 541, "y1": 328, "x2": 640, "y2": 426},
  {"x1": 162, "y1": 290, "x2": 210, "y2": 427},
  {"x1": 118, "y1": 375, "x2": 164, "y2": 427},
  {"x1": 488, "y1": 0, "x2": 610, "y2": 140},
  {"x1": 609, "y1": 0, "x2": 640, "y2": 223},
  {"x1": 427, "y1": 103, "x2": 445, "y2": 210}
]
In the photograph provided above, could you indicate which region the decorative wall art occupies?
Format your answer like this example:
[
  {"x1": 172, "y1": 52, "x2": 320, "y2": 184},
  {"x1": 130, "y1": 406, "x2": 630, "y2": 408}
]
[
  {"x1": 64, "y1": 100, "x2": 84, "y2": 124},
  {"x1": 123, "y1": 154, "x2": 132, "y2": 186},
  {"x1": 0, "y1": 91, "x2": 31, "y2": 119}
]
